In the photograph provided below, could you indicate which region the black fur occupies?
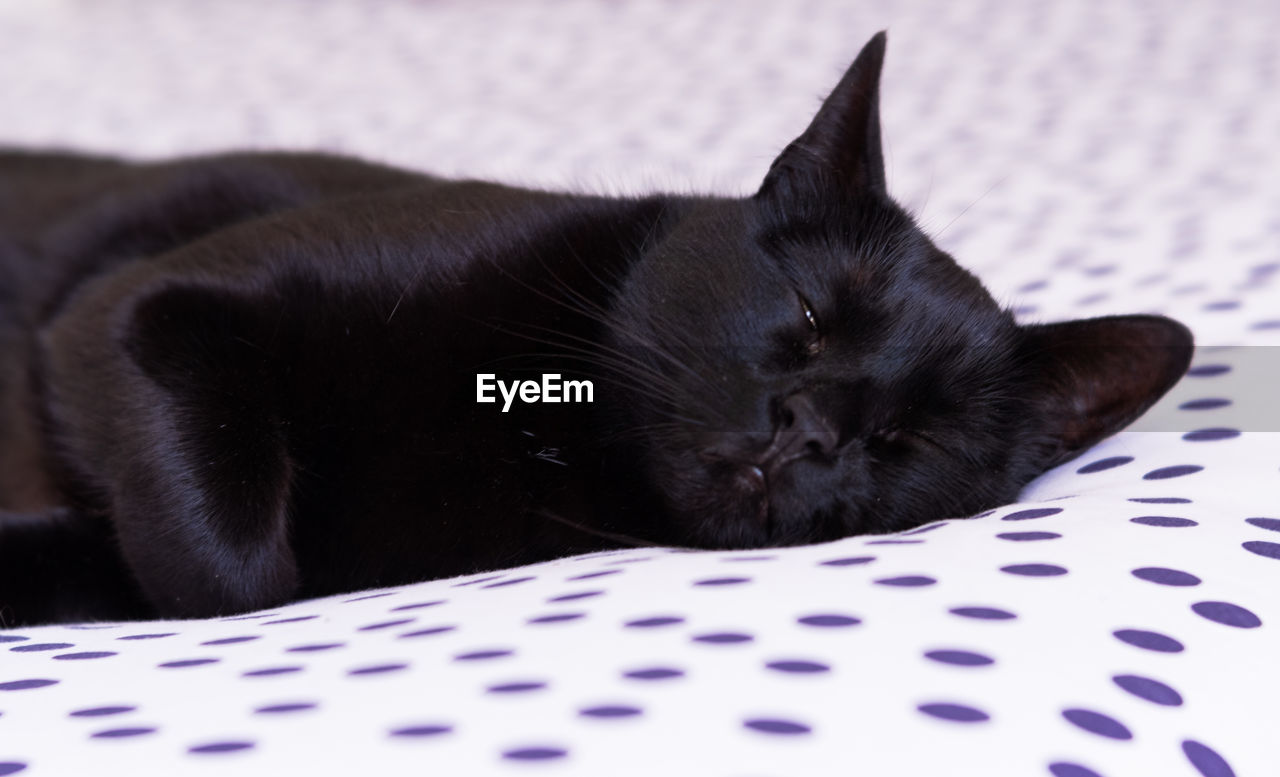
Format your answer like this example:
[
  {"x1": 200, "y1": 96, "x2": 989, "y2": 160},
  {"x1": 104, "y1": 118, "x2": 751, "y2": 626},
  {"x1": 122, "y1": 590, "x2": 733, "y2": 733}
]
[{"x1": 0, "y1": 33, "x2": 1192, "y2": 625}]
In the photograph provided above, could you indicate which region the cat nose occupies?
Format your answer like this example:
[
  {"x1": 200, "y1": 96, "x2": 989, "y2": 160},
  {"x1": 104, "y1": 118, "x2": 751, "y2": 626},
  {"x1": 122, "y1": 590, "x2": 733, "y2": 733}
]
[{"x1": 768, "y1": 392, "x2": 840, "y2": 463}]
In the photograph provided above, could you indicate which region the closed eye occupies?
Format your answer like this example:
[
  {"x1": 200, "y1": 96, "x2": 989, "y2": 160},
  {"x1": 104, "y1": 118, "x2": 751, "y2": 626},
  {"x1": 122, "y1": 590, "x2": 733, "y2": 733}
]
[{"x1": 874, "y1": 427, "x2": 946, "y2": 453}]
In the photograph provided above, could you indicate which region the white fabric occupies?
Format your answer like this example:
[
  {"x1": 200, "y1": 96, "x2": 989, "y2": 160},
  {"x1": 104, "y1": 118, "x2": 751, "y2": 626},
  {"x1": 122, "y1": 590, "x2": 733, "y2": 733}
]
[{"x1": 2, "y1": 1, "x2": 1277, "y2": 775}]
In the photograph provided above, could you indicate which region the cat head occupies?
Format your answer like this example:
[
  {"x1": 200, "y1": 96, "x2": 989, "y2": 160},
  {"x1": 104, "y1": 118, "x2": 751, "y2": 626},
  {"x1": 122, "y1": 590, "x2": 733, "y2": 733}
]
[{"x1": 604, "y1": 32, "x2": 1193, "y2": 548}]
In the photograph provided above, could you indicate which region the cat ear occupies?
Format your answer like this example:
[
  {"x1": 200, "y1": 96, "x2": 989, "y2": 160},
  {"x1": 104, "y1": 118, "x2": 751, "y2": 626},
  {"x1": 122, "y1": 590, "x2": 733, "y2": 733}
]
[
  {"x1": 758, "y1": 31, "x2": 888, "y2": 199},
  {"x1": 1019, "y1": 315, "x2": 1194, "y2": 468}
]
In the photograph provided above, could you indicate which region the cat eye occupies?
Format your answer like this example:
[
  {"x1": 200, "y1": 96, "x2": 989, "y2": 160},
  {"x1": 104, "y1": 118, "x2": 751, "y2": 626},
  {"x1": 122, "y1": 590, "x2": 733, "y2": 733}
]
[
  {"x1": 871, "y1": 426, "x2": 944, "y2": 452},
  {"x1": 798, "y1": 294, "x2": 819, "y2": 331},
  {"x1": 797, "y1": 293, "x2": 823, "y2": 356}
]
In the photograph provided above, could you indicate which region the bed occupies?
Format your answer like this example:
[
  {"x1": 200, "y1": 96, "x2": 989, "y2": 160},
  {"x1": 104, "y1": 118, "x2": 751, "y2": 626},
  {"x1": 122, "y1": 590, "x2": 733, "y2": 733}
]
[{"x1": 1, "y1": 1, "x2": 1275, "y2": 775}]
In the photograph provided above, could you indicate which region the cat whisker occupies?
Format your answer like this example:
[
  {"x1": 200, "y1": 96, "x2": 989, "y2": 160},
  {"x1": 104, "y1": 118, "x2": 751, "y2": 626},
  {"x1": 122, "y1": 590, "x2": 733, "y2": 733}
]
[
  {"x1": 533, "y1": 509, "x2": 664, "y2": 549},
  {"x1": 934, "y1": 174, "x2": 1009, "y2": 238}
]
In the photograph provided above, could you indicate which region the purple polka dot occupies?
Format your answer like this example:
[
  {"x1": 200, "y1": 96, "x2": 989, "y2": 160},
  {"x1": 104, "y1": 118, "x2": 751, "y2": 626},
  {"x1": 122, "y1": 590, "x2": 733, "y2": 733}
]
[
  {"x1": 1062, "y1": 708, "x2": 1132, "y2": 740},
  {"x1": 1131, "y1": 515, "x2": 1198, "y2": 527},
  {"x1": 1076, "y1": 456, "x2": 1133, "y2": 474},
  {"x1": 1203, "y1": 300, "x2": 1239, "y2": 311},
  {"x1": 503, "y1": 747, "x2": 567, "y2": 761},
  {"x1": 997, "y1": 531, "x2": 1061, "y2": 541},
  {"x1": 91, "y1": 727, "x2": 156, "y2": 739},
  {"x1": 1182, "y1": 739, "x2": 1236, "y2": 777},
  {"x1": 391, "y1": 600, "x2": 445, "y2": 612},
  {"x1": 117, "y1": 633, "x2": 175, "y2": 641},
  {"x1": 1114, "y1": 629, "x2": 1184, "y2": 652},
  {"x1": 1246, "y1": 517, "x2": 1280, "y2": 532},
  {"x1": 70, "y1": 706, "x2": 134, "y2": 717},
  {"x1": 0, "y1": 678, "x2": 58, "y2": 691},
  {"x1": 902, "y1": 522, "x2": 949, "y2": 535},
  {"x1": 0, "y1": 636, "x2": 28, "y2": 644},
  {"x1": 925, "y1": 650, "x2": 994, "y2": 666},
  {"x1": 1049, "y1": 763, "x2": 1104, "y2": 777},
  {"x1": 1187, "y1": 364, "x2": 1231, "y2": 377},
  {"x1": 481, "y1": 576, "x2": 534, "y2": 589},
  {"x1": 1132, "y1": 567, "x2": 1200, "y2": 586},
  {"x1": 0, "y1": 764, "x2": 25, "y2": 776},
  {"x1": 200, "y1": 636, "x2": 260, "y2": 646},
  {"x1": 1129, "y1": 497, "x2": 1192, "y2": 504},
  {"x1": 624, "y1": 616, "x2": 684, "y2": 628},
  {"x1": 1252, "y1": 320, "x2": 1280, "y2": 331},
  {"x1": 261, "y1": 615, "x2": 318, "y2": 626},
  {"x1": 348, "y1": 663, "x2": 409, "y2": 675},
  {"x1": 527, "y1": 613, "x2": 584, "y2": 624},
  {"x1": 623, "y1": 667, "x2": 684, "y2": 681},
  {"x1": 53, "y1": 651, "x2": 117, "y2": 660},
  {"x1": 358, "y1": 618, "x2": 415, "y2": 632},
  {"x1": 566, "y1": 569, "x2": 623, "y2": 580},
  {"x1": 692, "y1": 632, "x2": 753, "y2": 645},
  {"x1": 1180, "y1": 398, "x2": 1231, "y2": 410},
  {"x1": 693, "y1": 577, "x2": 751, "y2": 586},
  {"x1": 344, "y1": 591, "x2": 396, "y2": 602},
  {"x1": 743, "y1": 718, "x2": 811, "y2": 735},
  {"x1": 1001, "y1": 507, "x2": 1064, "y2": 521},
  {"x1": 766, "y1": 660, "x2": 830, "y2": 674},
  {"x1": 875, "y1": 575, "x2": 936, "y2": 587},
  {"x1": 255, "y1": 703, "x2": 317, "y2": 714},
  {"x1": 399, "y1": 626, "x2": 456, "y2": 639},
  {"x1": 918, "y1": 703, "x2": 989, "y2": 722},
  {"x1": 1144, "y1": 465, "x2": 1203, "y2": 480},
  {"x1": 454, "y1": 650, "x2": 511, "y2": 662},
  {"x1": 10, "y1": 643, "x2": 74, "y2": 653},
  {"x1": 1112, "y1": 674, "x2": 1183, "y2": 706},
  {"x1": 547, "y1": 590, "x2": 603, "y2": 602},
  {"x1": 820, "y1": 556, "x2": 876, "y2": 566},
  {"x1": 242, "y1": 666, "x2": 302, "y2": 677},
  {"x1": 158, "y1": 659, "x2": 219, "y2": 669},
  {"x1": 189, "y1": 741, "x2": 255, "y2": 754},
  {"x1": 1243, "y1": 540, "x2": 1280, "y2": 560},
  {"x1": 286, "y1": 642, "x2": 345, "y2": 653},
  {"x1": 1183, "y1": 428, "x2": 1241, "y2": 442},
  {"x1": 488, "y1": 681, "x2": 546, "y2": 694},
  {"x1": 721, "y1": 554, "x2": 779, "y2": 562},
  {"x1": 580, "y1": 705, "x2": 642, "y2": 718},
  {"x1": 797, "y1": 614, "x2": 861, "y2": 627},
  {"x1": 949, "y1": 606, "x2": 1016, "y2": 620},
  {"x1": 1001, "y1": 563, "x2": 1067, "y2": 577},
  {"x1": 453, "y1": 574, "x2": 503, "y2": 587},
  {"x1": 1191, "y1": 601, "x2": 1262, "y2": 628},
  {"x1": 390, "y1": 725, "x2": 452, "y2": 737}
]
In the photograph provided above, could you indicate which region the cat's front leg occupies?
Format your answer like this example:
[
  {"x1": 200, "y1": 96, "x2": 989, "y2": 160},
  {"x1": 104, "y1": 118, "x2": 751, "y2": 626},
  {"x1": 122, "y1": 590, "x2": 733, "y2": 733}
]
[{"x1": 41, "y1": 281, "x2": 300, "y2": 619}]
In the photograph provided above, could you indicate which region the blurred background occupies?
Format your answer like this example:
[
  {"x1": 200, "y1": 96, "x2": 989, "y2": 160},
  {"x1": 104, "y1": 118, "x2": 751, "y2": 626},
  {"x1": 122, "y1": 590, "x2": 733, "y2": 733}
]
[{"x1": 2, "y1": 0, "x2": 1277, "y2": 342}]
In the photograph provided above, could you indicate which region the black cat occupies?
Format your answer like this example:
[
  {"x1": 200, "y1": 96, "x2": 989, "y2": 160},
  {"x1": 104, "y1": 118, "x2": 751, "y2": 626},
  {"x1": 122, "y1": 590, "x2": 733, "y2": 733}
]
[{"x1": 0, "y1": 33, "x2": 1192, "y2": 626}]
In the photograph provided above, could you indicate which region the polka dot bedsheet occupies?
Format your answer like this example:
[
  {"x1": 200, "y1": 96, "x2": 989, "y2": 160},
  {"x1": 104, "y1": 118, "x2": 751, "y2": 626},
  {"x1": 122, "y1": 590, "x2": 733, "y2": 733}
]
[{"x1": 1, "y1": 1, "x2": 1277, "y2": 775}]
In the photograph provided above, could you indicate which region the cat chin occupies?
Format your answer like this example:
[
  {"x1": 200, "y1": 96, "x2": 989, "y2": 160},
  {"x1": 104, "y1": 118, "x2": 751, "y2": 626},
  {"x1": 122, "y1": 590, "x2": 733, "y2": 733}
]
[{"x1": 669, "y1": 478, "x2": 854, "y2": 551}]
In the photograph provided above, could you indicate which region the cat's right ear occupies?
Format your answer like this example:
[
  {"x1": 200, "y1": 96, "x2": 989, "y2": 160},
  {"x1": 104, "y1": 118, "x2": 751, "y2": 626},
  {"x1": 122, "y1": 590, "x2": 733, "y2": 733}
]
[{"x1": 757, "y1": 31, "x2": 888, "y2": 200}]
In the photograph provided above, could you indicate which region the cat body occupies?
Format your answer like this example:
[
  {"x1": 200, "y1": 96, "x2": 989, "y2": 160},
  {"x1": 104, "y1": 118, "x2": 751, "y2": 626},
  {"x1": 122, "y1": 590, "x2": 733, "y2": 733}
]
[{"x1": 0, "y1": 34, "x2": 1192, "y2": 625}]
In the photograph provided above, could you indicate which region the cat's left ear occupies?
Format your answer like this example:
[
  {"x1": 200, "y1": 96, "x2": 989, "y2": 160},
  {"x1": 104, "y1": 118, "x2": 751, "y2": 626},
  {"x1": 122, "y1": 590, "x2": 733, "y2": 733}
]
[
  {"x1": 758, "y1": 31, "x2": 888, "y2": 199},
  {"x1": 1020, "y1": 314, "x2": 1194, "y2": 468}
]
